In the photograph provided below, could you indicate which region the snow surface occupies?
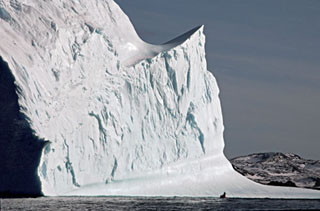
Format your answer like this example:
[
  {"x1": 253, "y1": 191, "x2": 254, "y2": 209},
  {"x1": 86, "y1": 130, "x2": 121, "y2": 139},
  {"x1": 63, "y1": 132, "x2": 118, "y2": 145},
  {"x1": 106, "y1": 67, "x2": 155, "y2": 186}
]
[{"x1": 0, "y1": 0, "x2": 319, "y2": 198}]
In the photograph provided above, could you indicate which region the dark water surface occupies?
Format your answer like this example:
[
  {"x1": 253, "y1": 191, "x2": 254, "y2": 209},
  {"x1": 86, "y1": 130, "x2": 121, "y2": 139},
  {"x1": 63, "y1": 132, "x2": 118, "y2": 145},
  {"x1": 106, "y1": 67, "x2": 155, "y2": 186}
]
[{"x1": 1, "y1": 197, "x2": 320, "y2": 211}]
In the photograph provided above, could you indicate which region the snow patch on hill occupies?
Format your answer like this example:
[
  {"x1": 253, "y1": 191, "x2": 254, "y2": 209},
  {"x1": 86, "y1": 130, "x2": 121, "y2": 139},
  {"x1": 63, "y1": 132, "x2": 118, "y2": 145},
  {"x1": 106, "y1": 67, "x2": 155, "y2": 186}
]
[{"x1": 231, "y1": 152, "x2": 320, "y2": 190}]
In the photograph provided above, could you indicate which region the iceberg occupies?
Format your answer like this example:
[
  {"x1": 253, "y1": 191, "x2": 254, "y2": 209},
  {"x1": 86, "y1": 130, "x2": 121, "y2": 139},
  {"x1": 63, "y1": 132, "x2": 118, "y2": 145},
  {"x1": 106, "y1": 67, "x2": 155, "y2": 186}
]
[{"x1": 0, "y1": 0, "x2": 319, "y2": 198}]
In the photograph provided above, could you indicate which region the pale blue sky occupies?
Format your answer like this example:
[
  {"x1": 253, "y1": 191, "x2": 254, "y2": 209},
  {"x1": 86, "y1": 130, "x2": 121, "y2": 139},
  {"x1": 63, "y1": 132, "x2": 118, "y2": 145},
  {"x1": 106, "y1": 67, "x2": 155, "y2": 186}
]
[{"x1": 115, "y1": 0, "x2": 320, "y2": 159}]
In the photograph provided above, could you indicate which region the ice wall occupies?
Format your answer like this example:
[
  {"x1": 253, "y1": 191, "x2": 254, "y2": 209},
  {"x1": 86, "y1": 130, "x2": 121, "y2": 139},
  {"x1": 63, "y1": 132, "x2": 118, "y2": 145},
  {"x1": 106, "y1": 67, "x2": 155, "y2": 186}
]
[{"x1": 0, "y1": 0, "x2": 319, "y2": 198}]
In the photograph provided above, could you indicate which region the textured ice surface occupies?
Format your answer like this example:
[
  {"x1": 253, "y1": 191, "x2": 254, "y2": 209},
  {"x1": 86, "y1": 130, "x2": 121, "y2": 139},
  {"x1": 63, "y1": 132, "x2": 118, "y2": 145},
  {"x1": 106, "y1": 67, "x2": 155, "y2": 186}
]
[{"x1": 0, "y1": 0, "x2": 319, "y2": 198}]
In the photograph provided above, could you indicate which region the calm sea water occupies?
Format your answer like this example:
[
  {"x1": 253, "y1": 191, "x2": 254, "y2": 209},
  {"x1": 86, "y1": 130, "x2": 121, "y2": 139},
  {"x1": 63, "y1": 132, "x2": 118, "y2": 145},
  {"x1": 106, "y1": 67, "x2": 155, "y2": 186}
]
[{"x1": 1, "y1": 196, "x2": 320, "y2": 210}]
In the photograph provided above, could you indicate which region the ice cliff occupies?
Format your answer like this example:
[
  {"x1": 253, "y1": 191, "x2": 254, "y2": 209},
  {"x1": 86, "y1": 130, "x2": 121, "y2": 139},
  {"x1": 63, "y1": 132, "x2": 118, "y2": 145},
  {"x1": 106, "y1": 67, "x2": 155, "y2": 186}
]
[{"x1": 0, "y1": 0, "x2": 319, "y2": 198}]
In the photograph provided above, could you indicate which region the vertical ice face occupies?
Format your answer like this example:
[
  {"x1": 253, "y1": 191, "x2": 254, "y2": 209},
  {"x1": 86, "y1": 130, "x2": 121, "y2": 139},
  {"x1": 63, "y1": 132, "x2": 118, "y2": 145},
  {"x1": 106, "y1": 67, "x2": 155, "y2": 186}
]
[
  {"x1": 36, "y1": 19, "x2": 227, "y2": 196},
  {"x1": 1, "y1": 0, "x2": 319, "y2": 198},
  {"x1": 0, "y1": 0, "x2": 226, "y2": 195}
]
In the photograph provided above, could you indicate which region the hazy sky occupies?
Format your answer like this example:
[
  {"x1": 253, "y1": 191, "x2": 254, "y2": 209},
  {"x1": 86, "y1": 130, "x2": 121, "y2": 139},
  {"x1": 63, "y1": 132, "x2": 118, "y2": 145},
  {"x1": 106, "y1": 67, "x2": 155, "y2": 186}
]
[{"x1": 115, "y1": 0, "x2": 320, "y2": 160}]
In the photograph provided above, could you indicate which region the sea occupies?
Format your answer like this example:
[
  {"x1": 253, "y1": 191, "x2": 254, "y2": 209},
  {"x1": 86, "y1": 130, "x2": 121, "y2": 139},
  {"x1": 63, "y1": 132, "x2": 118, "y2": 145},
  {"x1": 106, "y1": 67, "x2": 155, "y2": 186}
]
[{"x1": 1, "y1": 197, "x2": 320, "y2": 211}]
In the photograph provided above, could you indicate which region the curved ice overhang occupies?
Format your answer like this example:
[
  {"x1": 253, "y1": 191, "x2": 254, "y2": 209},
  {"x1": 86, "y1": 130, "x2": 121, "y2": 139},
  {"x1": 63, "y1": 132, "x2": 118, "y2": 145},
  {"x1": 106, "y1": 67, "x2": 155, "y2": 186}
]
[{"x1": 121, "y1": 25, "x2": 204, "y2": 67}]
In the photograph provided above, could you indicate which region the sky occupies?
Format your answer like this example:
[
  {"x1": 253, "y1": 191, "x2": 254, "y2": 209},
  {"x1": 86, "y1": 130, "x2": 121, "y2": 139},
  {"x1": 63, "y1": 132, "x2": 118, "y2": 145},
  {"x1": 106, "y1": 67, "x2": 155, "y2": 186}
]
[{"x1": 115, "y1": 0, "x2": 320, "y2": 160}]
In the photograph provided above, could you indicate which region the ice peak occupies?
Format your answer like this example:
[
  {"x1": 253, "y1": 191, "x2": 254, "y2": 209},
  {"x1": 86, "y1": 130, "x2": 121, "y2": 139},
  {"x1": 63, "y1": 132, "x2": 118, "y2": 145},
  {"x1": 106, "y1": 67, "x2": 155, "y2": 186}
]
[
  {"x1": 164, "y1": 25, "x2": 204, "y2": 45},
  {"x1": 122, "y1": 25, "x2": 205, "y2": 67}
]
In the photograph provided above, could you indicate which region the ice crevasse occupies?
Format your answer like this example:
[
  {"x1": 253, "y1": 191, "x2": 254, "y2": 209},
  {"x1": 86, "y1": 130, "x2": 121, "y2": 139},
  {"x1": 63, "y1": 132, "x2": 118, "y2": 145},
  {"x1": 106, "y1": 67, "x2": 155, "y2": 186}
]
[{"x1": 0, "y1": 0, "x2": 319, "y2": 198}]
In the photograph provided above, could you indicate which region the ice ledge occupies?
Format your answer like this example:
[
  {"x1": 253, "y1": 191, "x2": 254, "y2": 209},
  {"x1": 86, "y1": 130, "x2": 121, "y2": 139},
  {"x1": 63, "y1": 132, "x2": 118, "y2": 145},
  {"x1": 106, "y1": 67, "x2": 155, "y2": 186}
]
[{"x1": 123, "y1": 25, "x2": 204, "y2": 67}]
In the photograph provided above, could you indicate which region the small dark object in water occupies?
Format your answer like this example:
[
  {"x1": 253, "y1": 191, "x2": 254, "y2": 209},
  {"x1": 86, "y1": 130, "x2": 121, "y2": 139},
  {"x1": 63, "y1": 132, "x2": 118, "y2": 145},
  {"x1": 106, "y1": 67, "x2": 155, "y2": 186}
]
[{"x1": 220, "y1": 192, "x2": 227, "y2": 198}]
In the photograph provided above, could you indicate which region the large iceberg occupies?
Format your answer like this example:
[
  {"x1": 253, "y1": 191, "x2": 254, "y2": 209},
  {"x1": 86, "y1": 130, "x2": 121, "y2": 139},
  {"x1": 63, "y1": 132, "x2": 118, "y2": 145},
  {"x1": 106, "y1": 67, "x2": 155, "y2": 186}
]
[{"x1": 0, "y1": 0, "x2": 319, "y2": 198}]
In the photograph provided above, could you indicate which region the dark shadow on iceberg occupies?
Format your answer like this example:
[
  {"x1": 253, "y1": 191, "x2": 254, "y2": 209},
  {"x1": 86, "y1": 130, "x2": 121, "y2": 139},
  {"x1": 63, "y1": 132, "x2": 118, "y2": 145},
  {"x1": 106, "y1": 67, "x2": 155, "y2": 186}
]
[
  {"x1": 0, "y1": 56, "x2": 46, "y2": 197},
  {"x1": 163, "y1": 25, "x2": 203, "y2": 45}
]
